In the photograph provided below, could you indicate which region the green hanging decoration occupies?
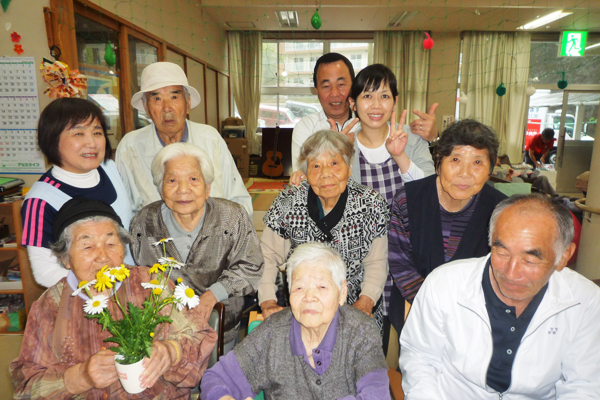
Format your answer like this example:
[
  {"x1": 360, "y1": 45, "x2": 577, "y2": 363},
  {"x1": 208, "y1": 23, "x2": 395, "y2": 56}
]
[
  {"x1": 496, "y1": 82, "x2": 506, "y2": 97},
  {"x1": 1, "y1": 0, "x2": 13, "y2": 13},
  {"x1": 311, "y1": 8, "x2": 322, "y2": 30},
  {"x1": 557, "y1": 71, "x2": 568, "y2": 90},
  {"x1": 104, "y1": 42, "x2": 116, "y2": 67}
]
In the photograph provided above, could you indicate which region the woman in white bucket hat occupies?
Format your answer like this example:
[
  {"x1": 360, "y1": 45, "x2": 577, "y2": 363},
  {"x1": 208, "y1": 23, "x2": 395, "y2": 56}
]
[{"x1": 115, "y1": 62, "x2": 252, "y2": 217}]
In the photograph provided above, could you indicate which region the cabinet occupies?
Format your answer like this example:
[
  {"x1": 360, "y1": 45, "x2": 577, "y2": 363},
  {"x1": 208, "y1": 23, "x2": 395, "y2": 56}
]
[{"x1": 0, "y1": 200, "x2": 45, "y2": 333}]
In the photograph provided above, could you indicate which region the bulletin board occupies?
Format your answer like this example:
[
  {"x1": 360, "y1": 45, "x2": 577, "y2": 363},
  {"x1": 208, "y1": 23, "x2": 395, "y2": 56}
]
[{"x1": 0, "y1": 57, "x2": 46, "y2": 174}]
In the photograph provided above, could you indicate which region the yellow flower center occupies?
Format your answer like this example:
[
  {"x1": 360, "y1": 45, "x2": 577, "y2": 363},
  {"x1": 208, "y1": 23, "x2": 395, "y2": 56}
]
[
  {"x1": 177, "y1": 278, "x2": 183, "y2": 283},
  {"x1": 150, "y1": 279, "x2": 159, "y2": 285},
  {"x1": 153, "y1": 288, "x2": 163, "y2": 295},
  {"x1": 185, "y1": 288, "x2": 195, "y2": 298},
  {"x1": 78, "y1": 281, "x2": 88, "y2": 288},
  {"x1": 92, "y1": 300, "x2": 101, "y2": 307},
  {"x1": 150, "y1": 332, "x2": 154, "y2": 337}
]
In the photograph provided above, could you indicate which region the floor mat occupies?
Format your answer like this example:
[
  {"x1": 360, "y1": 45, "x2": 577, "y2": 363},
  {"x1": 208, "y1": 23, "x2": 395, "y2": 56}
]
[
  {"x1": 245, "y1": 178, "x2": 287, "y2": 193},
  {"x1": 251, "y1": 193, "x2": 278, "y2": 211}
]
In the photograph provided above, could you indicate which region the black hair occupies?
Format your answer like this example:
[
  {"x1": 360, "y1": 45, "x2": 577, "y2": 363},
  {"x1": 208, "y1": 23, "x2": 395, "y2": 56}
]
[
  {"x1": 349, "y1": 63, "x2": 399, "y2": 102},
  {"x1": 313, "y1": 53, "x2": 355, "y2": 88},
  {"x1": 541, "y1": 128, "x2": 555, "y2": 141},
  {"x1": 435, "y1": 119, "x2": 499, "y2": 174},
  {"x1": 37, "y1": 98, "x2": 112, "y2": 167}
]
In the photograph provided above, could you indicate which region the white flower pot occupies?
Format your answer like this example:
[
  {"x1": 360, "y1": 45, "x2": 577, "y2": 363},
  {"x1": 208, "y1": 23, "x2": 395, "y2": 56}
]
[{"x1": 114, "y1": 355, "x2": 146, "y2": 394}]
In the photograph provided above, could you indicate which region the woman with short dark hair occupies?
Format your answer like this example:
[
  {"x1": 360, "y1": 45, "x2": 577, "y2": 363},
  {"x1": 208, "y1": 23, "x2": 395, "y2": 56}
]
[
  {"x1": 388, "y1": 119, "x2": 506, "y2": 334},
  {"x1": 21, "y1": 98, "x2": 132, "y2": 288}
]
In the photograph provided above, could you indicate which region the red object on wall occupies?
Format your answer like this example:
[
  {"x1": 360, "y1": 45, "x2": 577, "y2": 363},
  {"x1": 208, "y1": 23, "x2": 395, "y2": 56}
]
[{"x1": 423, "y1": 32, "x2": 434, "y2": 50}]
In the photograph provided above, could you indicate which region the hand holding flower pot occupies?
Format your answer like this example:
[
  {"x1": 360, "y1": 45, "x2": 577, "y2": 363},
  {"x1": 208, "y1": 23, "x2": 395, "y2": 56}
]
[{"x1": 76, "y1": 238, "x2": 200, "y2": 394}]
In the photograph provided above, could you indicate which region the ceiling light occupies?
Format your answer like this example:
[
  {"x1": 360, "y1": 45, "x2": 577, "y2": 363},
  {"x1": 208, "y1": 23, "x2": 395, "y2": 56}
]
[
  {"x1": 275, "y1": 11, "x2": 299, "y2": 28},
  {"x1": 585, "y1": 42, "x2": 600, "y2": 50},
  {"x1": 389, "y1": 11, "x2": 417, "y2": 28},
  {"x1": 226, "y1": 21, "x2": 256, "y2": 29},
  {"x1": 517, "y1": 10, "x2": 572, "y2": 30}
]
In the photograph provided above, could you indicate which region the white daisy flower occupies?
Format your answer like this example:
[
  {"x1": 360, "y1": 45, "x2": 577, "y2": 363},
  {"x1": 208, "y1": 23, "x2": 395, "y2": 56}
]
[
  {"x1": 152, "y1": 238, "x2": 174, "y2": 246},
  {"x1": 158, "y1": 257, "x2": 184, "y2": 269},
  {"x1": 83, "y1": 294, "x2": 109, "y2": 315},
  {"x1": 174, "y1": 283, "x2": 200, "y2": 311},
  {"x1": 141, "y1": 279, "x2": 167, "y2": 290},
  {"x1": 71, "y1": 279, "x2": 97, "y2": 297}
]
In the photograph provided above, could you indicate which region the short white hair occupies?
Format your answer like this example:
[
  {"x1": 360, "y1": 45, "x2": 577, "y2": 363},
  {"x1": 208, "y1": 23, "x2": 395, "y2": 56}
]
[
  {"x1": 286, "y1": 242, "x2": 346, "y2": 292},
  {"x1": 151, "y1": 142, "x2": 215, "y2": 193}
]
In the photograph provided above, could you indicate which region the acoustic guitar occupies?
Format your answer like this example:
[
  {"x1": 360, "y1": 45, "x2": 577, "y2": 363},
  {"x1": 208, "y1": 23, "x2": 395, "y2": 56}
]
[{"x1": 262, "y1": 125, "x2": 284, "y2": 177}]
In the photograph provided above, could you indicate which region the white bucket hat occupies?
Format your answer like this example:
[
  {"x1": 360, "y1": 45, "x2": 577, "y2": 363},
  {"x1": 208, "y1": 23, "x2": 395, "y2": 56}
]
[{"x1": 131, "y1": 62, "x2": 201, "y2": 112}]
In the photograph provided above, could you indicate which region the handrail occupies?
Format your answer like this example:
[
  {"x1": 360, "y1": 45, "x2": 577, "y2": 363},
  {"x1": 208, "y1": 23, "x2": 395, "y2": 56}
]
[{"x1": 574, "y1": 198, "x2": 600, "y2": 215}]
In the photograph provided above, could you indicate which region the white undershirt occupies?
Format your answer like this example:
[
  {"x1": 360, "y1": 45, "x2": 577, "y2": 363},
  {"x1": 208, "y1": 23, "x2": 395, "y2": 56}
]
[{"x1": 51, "y1": 165, "x2": 100, "y2": 188}]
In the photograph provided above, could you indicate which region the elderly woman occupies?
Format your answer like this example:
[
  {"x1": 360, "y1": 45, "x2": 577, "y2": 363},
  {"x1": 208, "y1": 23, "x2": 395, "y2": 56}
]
[
  {"x1": 20, "y1": 98, "x2": 133, "y2": 288},
  {"x1": 201, "y1": 242, "x2": 390, "y2": 400},
  {"x1": 129, "y1": 142, "x2": 263, "y2": 352},
  {"x1": 388, "y1": 119, "x2": 507, "y2": 332},
  {"x1": 259, "y1": 130, "x2": 389, "y2": 331},
  {"x1": 11, "y1": 198, "x2": 216, "y2": 398}
]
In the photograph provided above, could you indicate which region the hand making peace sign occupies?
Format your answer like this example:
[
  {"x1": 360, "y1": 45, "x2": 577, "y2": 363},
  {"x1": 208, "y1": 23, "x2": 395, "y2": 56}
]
[
  {"x1": 386, "y1": 109, "x2": 409, "y2": 157},
  {"x1": 409, "y1": 103, "x2": 439, "y2": 142}
]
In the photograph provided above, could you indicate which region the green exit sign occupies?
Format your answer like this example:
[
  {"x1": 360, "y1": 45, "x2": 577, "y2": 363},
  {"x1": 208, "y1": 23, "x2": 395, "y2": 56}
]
[{"x1": 560, "y1": 31, "x2": 587, "y2": 57}]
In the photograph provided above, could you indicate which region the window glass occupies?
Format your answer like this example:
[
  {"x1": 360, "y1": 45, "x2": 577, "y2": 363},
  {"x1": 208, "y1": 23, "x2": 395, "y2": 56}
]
[
  {"x1": 75, "y1": 14, "x2": 121, "y2": 144},
  {"x1": 128, "y1": 36, "x2": 158, "y2": 130},
  {"x1": 529, "y1": 42, "x2": 600, "y2": 85},
  {"x1": 330, "y1": 42, "x2": 373, "y2": 75}
]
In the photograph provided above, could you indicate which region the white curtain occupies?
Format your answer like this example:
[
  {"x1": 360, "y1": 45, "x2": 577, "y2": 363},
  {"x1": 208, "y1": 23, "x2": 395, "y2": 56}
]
[
  {"x1": 374, "y1": 31, "x2": 429, "y2": 123},
  {"x1": 228, "y1": 31, "x2": 262, "y2": 154},
  {"x1": 460, "y1": 32, "x2": 532, "y2": 162}
]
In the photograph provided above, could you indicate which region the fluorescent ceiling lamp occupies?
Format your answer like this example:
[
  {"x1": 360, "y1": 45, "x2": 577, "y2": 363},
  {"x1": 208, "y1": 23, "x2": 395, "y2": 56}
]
[
  {"x1": 275, "y1": 11, "x2": 299, "y2": 28},
  {"x1": 585, "y1": 42, "x2": 600, "y2": 50},
  {"x1": 517, "y1": 10, "x2": 572, "y2": 30},
  {"x1": 389, "y1": 11, "x2": 417, "y2": 28}
]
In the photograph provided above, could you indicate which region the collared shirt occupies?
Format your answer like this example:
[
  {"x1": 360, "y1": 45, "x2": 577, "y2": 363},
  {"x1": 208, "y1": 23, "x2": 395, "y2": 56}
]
[
  {"x1": 155, "y1": 123, "x2": 189, "y2": 146},
  {"x1": 483, "y1": 259, "x2": 548, "y2": 393},
  {"x1": 290, "y1": 310, "x2": 339, "y2": 375}
]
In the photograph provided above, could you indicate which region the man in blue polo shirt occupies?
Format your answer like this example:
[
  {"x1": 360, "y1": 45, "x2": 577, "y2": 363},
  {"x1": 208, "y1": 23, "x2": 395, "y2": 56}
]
[{"x1": 400, "y1": 194, "x2": 600, "y2": 399}]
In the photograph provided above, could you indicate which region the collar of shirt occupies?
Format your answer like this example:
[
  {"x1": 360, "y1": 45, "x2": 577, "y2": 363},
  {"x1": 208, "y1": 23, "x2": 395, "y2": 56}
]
[
  {"x1": 290, "y1": 309, "x2": 339, "y2": 376},
  {"x1": 67, "y1": 270, "x2": 122, "y2": 301},
  {"x1": 155, "y1": 122, "x2": 189, "y2": 147}
]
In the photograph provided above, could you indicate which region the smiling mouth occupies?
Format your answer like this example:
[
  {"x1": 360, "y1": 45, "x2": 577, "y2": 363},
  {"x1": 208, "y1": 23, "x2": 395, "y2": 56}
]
[{"x1": 81, "y1": 153, "x2": 98, "y2": 158}]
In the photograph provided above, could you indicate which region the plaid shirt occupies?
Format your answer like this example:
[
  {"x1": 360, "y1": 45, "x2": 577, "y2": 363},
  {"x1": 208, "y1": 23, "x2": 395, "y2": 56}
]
[{"x1": 359, "y1": 151, "x2": 405, "y2": 314}]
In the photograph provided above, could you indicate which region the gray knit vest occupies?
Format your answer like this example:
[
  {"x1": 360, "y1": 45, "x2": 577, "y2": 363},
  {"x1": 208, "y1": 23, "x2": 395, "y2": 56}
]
[{"x1": 234, "y1": 304, "x2": 386, "y2": 399}]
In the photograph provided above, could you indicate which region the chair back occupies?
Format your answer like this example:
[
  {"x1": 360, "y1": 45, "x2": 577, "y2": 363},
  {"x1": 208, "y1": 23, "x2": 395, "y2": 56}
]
[{"x1": 207, "y1": 302, "x2": 225, "y2": 368}]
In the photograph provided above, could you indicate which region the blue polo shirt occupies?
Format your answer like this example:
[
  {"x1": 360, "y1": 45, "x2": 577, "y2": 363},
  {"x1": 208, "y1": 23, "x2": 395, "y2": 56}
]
[{"x1": 483, "y1": 259, "x2": 548, "y2": 393}]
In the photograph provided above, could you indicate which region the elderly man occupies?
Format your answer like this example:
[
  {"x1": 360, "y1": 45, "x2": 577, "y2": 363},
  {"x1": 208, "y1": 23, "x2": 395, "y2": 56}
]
[
  {"x1": 116, "y1": 62, "x2": 252, "y2": 216},
  {"x1": 400, "y1": 194, "x2": 600, "y2": 399},
  {"x1": 290, "y1": 52, "x2": 439, "y2": 172}
]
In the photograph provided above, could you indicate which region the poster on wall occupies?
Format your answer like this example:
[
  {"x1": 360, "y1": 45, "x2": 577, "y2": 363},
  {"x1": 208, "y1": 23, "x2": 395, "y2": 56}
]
[{"x1": 0, "y1": 57, "x2": 46, "y2": 174}]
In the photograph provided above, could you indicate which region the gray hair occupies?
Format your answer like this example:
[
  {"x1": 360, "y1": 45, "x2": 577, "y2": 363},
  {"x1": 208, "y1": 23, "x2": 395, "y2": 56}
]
[
  {"x1": 286, "y1": 242, "x2": 347, "y2": 292},
  {"x1": 50, "y1": 216, "x2": 132, "y2": 267},
  {"x1": 151, "y1": 142, "x2": 215, "y2": 193},
  {"x1": 142, "y1": 86, "x2": 190, "y2": 110},
  {"x1": 297, "y1": 130, "x2": 354, "y2": 174},
  {"x1": 488, "y1": 194, "x2": 574, "y2": 265}
]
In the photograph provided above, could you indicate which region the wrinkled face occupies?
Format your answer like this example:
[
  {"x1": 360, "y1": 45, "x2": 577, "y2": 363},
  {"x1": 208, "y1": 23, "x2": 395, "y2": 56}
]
[
  {"x1": 290, "y1": 263, "x2": 347, "y2": 331},
  {"x1": 349, "y1": 82, "x2": 396, "y2": 131},
  {"x1": 144, "y1": 85, "x2": 191, "y2": 138},
  {"x1": 306, "y1": 152, "x2": 350, "y2": 206},
  {"x1": 66, "y1": 220, "x2": 125, "y2": 283},
  {"x1": 315, "y1": 61, "x2": 352, "y2": 123},
  {"x1": 438, "y1": 145, "x2": 491, "y2": 201},
  {"x1": 490, "y1": 206, "x2": 568, "y2": 308},
  {"x1": 161, "y1": 155, "x2": 210, "y2": 219},
  {"x1": 58, "y1": 117, "x2": 106, "y2": 174}
]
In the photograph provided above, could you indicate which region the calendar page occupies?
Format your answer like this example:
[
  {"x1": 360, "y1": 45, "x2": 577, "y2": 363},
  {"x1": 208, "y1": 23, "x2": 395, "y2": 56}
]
[{"x1": 0, "y1": 57, "x2": 46, "y2": 173}]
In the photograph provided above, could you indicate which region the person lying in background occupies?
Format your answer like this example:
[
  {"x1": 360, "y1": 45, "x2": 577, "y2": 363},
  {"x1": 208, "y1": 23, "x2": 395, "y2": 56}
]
[{"x1": 201, "y1": 242, "x2": 390, "y2": 400}]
